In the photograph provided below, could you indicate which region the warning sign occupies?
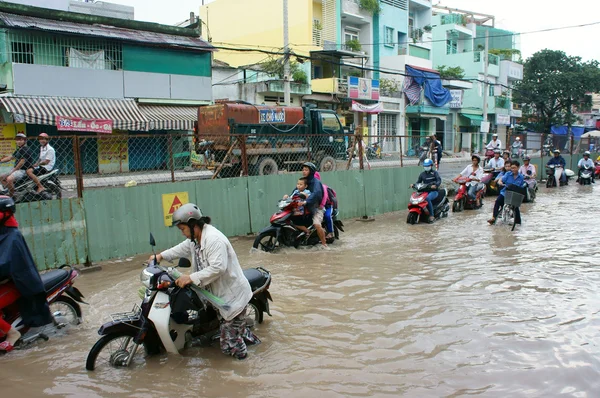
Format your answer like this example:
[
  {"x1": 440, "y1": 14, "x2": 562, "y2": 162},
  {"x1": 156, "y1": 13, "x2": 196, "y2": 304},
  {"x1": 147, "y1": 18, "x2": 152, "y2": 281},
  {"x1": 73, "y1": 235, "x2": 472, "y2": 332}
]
[{"x1": 162, "y1": 192, "x2": 189, "y2": 227}]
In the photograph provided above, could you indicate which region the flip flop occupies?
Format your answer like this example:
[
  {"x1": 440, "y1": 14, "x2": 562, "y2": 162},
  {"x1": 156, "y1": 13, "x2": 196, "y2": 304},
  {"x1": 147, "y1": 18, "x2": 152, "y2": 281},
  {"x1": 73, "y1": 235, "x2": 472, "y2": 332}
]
[{"x1": 0, "y1": 341, "x2": 14, "y2": 352}]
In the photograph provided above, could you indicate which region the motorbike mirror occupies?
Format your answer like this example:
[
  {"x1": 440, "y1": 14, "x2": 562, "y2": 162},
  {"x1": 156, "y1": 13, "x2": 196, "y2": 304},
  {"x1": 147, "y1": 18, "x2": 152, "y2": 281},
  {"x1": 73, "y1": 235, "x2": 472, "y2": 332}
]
[
  {"x1": 149, "y1": 233, "x2": 156, "y2": 247},
  {"x1": 177, "y1": 258, "x2": 192, "y2": 268}
]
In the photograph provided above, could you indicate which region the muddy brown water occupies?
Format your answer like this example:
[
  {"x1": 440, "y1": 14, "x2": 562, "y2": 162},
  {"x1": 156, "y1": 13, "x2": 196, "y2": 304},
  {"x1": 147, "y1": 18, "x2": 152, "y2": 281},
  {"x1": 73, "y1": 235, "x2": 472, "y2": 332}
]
[{"x1": 1, "y1": 184, "x2": 599, "y2": 397}]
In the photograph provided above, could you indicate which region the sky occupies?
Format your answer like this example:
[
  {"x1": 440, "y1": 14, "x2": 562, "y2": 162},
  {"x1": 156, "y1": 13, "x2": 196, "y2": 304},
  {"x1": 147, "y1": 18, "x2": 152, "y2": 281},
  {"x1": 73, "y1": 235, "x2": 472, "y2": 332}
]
[{"x1": 113, "y1": 0, "x2": 600, "y2": 62}]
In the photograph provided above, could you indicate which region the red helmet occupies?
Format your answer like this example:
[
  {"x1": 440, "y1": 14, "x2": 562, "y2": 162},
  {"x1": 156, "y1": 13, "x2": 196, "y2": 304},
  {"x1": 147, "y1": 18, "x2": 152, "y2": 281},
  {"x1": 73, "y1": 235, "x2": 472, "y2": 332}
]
[
  {"x1": 39, "y1": 133, "x2": 50, "y2": 139},
  {"x1": 0, "y1": 195, "x2": 17, "y2": 227}
]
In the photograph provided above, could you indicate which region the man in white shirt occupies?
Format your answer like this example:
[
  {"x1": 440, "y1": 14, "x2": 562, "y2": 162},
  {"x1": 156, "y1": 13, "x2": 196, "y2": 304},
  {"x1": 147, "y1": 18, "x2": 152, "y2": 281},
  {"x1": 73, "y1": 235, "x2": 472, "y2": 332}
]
[
  {"x1": 486, "y1": 133, "x2": 502, "y2": 150},
  {"x1": 33, "y1": 133, "x2": 56, "y2": 176},
  {"x1": 487, "y1": 150, "x2": 504, "y2": 170},
  {"x1": 577, "y1": 151, "x2": 595, "y2": 183},
  {"x1": 453, "y1": 153, "x2": 484, "y2": 201}
]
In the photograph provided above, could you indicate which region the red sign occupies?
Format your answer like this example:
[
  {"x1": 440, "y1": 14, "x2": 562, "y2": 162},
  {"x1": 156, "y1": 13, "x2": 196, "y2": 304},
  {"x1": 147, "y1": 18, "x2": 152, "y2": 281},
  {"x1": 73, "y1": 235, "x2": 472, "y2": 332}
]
[{"x1": 56, "y1": 116, "x2": 113, "y2": 134}]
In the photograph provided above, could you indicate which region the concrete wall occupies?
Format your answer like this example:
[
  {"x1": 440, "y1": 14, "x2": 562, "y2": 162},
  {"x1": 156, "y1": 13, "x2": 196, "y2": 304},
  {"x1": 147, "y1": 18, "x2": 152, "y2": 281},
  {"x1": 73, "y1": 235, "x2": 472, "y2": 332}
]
[{"x1": 12, "y1": 64, "x2": 212, "y2": 101}]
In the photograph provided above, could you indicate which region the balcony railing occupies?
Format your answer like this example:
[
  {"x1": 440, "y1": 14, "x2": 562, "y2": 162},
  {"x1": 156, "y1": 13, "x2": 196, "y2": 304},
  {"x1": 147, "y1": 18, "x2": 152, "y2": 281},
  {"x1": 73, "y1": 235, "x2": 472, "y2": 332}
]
[
  {"x1": 257, "y1": 80, "x2": 311, "y2": 95},
  {"x1": 310, "y1": 77, "x2": 349, "y2": 96},
  {"x1": 474, "y1": 51, "x2": 499, "y2": 66}
]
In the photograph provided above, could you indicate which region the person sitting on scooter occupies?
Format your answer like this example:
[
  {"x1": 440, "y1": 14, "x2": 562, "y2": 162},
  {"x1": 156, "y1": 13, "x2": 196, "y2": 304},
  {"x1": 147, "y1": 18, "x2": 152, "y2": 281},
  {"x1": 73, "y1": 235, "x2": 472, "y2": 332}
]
[
  {"x1": 313, "y1": 171, "x2": 336, "y2": 241},
  {"x1": 0, "y1": 133, "x2": 43, "y2": 196},
  {"x1": 32, "y1": 133, "x2": 56, "y2": 177},
  {"x1": 453, "y1": 154, "x2": 484, "y2": 202},
  {"x1": 547, "y1": 149, "x2": 567, "y2": 184},
  {"x1": 151, "y1": 203, "x2": 260, "y2": 360},
  {"x1": 488, "y1": 161, "x2": 527, "y2": 226},
  {"x1": 511, "y1": 137, "x2": 523, "y2": 157},
  {"x1": 495, "y1": 162, "x2": 512, "y2": 182},
  {"x1": 577, "y1": 151, "x2": 595, "y2": 183},
  {"x1": 502, "y1": 150, "x2": 511, "y2": 164},
  {"x1": 411, "y1": 159, "x2": 441, "y2": 224},
  {"x1": 297, "y1": 162, "x2": 327, "y2": 248},
  {"x1": 488, "y1": 149, "x2": 504, "y2": 171},
  {"x1": 0, "y1": 195, "x2": 53, "y2": 352},
  {"x1": 283, "y1": 177, "x2": 312, "y2": 236},
  {"x1": 432, "y1": 135, "x2": 443, "y2": 170},
  {"x1": 486, "y1": 133, "x2": 502, "y2": 151},
  {"x1": 519, "y1": 156, "x2": 537, "y2": 189}
]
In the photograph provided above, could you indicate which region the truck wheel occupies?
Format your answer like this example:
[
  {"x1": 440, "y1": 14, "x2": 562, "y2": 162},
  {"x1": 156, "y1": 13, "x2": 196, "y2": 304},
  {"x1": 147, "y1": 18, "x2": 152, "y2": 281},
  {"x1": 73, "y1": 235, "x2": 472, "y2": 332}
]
[
  {"x1": 257, "y1": 157, "x2": 278, "y2": 176},
  {"x1": 319, "y1": 155, "x2": 336, "y2": 172}
]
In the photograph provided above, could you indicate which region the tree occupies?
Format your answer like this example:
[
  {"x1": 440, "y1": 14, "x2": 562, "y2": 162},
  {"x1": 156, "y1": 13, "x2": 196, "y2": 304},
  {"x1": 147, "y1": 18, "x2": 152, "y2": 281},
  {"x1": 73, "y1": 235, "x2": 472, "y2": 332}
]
[
  {"x1": 259, "y1": 58, "x2": 306, "y2": 83},
  {"x1": 513, "y1": 49, "x2": 600, "y2": 133},
  {"x1": 436, "y1": 65, "x2": 465, "y2": 80}
]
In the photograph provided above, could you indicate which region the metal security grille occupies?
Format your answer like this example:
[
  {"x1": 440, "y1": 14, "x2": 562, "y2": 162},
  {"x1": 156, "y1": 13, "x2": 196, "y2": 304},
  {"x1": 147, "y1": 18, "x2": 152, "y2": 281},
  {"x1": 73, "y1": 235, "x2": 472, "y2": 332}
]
[
  {"x1": 5, "y1": 31, "x2": 123, "y2": 70},
  {"x1": 378, "y1": 113, "x2": 398, "y2": 152},
  {"x1": 381, "y1": 0, "x2": 408, "y2": 10}
]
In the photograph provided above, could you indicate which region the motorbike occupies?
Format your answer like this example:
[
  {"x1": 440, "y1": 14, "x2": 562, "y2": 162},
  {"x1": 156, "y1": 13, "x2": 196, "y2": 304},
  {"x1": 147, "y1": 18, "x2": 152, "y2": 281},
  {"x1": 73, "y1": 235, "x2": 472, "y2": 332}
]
[
  {"x1": 406, "y1": 182, "x2": 450, "y2": 224},
  {"x1": 417, "y1": 145, "x2": 429, "y2": 166},
  {"x1": 546, "y1": 165, "x2": 572, "y2": 188},
  {"x1": 1, "y1": 265, "x2": 85, "y2": 347},
  {"x1": 86, "y1": 235, "x2": 272, "y2": 371},
  {"x1": 543, "y1": 138, "x2": 553, "y2": 156},
  {"x1": 483, "y1": 167, "x2": 502, "y2": 196},
  {"x1": 0, "y1": 168, "x2": 63, "y2": 203},
  {"x1": 452, "y1": 176, "x2": 486, "y2": 212},
  {"x1": 578, "y1": 165, "x2": 594, "y2": 185},
  {"x1": 595, "y1": 161, "x2": 600, "y2": 180},
  {"x1": 523, "y1": 174, "x2": 538, "y2": 202},
  {"x1": 366, "y1": 142, "x2": 381, "y2": 160},
  {"x1": 252, "y1": 195, "x2": 344, "y2": 252},
  {"x1": 483, "y1": 149, "x2": 495, "y2": 167},
  {"x1": 511, "y1": 142, "x2": 524, "y2": 159}
]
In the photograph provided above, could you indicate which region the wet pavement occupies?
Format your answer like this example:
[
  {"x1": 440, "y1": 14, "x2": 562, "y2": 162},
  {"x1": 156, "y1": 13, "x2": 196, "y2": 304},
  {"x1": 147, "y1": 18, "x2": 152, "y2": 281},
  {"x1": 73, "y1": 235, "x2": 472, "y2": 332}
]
[{"x1": 1, "y1": 182, "x2": 599, "y2": 397}]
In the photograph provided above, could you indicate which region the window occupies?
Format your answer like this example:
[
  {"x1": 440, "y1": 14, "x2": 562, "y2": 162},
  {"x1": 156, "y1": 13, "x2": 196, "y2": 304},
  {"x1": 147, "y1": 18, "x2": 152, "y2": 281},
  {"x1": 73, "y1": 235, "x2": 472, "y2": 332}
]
[
  {"x1": 344, "y1": 28, "x2": 359, "y2": 43},
  {"x1": 312, "y1": 19, "x2": 322, "y2": 47},
  {"x1": 320, "y1": 112, "x2": 343, "y2": 135},
  {"x1": 384, "y1": 26, "x2": 394, "y2": 47},
  {"x1": 489, "y1": 84, "x2": 494, "y2": 97},
  {"x1": 11, "y1": 42, "x2": 34, "y2": 64},
  {"x1": 446, "y1": 39, "x2": 457, "y2": 54}
]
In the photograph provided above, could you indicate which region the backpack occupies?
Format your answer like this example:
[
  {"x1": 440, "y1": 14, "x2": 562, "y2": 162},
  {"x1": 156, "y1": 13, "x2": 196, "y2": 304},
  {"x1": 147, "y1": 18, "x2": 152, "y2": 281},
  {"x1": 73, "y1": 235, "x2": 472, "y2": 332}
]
[{"x1": 326, "y1": 186, "x2": 338, "y2": 209}]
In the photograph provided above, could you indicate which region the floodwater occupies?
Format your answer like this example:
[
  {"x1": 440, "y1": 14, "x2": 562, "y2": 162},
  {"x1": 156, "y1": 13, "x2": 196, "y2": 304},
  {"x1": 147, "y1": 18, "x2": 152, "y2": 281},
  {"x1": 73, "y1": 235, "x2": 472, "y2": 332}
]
[{"x1": 2, "y1": 183, "x2": 600, "y2": 397}]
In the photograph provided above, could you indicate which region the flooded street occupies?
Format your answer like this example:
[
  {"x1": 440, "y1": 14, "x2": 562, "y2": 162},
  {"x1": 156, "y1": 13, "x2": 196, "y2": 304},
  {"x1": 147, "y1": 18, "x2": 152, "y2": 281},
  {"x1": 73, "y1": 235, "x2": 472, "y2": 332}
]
[{"x1": 2, "y1": 183, "x2": 600, "y2": 397}]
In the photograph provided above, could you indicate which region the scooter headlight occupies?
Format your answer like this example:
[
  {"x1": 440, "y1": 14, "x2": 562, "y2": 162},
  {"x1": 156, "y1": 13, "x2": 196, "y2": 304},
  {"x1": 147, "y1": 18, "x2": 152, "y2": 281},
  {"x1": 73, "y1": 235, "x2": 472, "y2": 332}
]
[
  {"x1": 411, "y1": 197, "x2": 424, "y2": 204},
  {"x1": 140, "y1": 269, "x2": 153, "y2": 289}
]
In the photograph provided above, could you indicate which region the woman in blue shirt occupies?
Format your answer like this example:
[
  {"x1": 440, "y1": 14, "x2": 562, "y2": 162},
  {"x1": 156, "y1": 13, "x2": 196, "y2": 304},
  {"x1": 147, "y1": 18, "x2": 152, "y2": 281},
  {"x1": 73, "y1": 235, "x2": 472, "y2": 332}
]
[{"x1": 488, "y1": 160, "x2": 527, "y2": 225}]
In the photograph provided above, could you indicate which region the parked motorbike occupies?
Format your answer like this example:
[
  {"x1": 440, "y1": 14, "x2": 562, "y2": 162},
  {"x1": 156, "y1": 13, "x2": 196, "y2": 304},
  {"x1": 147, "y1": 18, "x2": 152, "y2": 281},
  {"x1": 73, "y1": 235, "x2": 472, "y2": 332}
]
[
  {"x1": 546, "y1": 165, "x2": 572, "y2": 188},
  {"x1": 452, "y1": 176, "x2": 486, "y2": 212},
  {"x1": 578, "y1": 165, "x2": 594, "y2": 185},
  {"x1": 366, "y1": 142, "x2": 381, "y2": 160},
  {"x1": 86, "y1": 235, "x2": 272, "y2": 371},
  {"x1": 1, "y1": 265, "x2": 85, "y2": 347},
  {"x1": 252, "y1": 195, "x2": 343, "y2": 252},
  {"x1": 0, "y1": 169, "x2": 63, "y2": 203},
  {"x1": 406, "y1": 183, "x2": 450, "y2": 224}
]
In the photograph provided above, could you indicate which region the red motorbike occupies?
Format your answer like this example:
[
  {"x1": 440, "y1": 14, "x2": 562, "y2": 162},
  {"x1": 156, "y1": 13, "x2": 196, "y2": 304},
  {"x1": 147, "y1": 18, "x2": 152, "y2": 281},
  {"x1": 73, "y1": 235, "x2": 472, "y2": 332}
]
[
  {"x1": 252, "y1": 194, "x2": 343, "y2": 252},
  {"x1": 483, "y1": 149, "x2": 495, "y2": 166},
  {"x1": 595, "y1": 161, "x2": 600, "y2": 179},
  {"x1": 406, "y1": 183, "x2": 450, "y2": 224},
  {"x1": 1, "y1": 265, "x2": 85, "y2": 346},
  {"x1": 452, "y1": 176, "x2": 487, "y2": 212}
]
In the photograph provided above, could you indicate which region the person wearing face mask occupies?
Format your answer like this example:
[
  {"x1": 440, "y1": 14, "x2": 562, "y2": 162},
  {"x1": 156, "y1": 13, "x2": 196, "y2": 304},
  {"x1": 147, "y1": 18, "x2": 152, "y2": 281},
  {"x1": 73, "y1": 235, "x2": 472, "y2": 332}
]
[{"x1": 410, "y1": 159, "x2": 442, "y2": 223}]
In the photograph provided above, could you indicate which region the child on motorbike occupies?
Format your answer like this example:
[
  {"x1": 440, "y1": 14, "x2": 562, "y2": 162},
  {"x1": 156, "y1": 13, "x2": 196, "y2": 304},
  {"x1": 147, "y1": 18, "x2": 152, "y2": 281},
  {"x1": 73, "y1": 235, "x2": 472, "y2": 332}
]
[{"x1": 283, "y1": 177, "x2": 312, "y2": 236}]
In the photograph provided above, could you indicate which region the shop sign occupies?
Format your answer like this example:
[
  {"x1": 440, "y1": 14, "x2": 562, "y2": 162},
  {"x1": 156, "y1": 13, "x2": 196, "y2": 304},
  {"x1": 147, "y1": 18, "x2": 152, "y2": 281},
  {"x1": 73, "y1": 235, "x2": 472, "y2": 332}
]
[{"x1": 56, "y1": 116, "x2": 113, "y2": 134}]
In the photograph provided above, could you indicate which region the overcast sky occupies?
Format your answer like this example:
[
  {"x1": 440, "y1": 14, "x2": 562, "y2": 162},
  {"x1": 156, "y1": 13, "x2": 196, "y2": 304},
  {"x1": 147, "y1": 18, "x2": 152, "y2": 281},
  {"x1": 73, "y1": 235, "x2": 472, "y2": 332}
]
[{"x1": 114, "y1": 0, "x2": 600, "y2": 62}]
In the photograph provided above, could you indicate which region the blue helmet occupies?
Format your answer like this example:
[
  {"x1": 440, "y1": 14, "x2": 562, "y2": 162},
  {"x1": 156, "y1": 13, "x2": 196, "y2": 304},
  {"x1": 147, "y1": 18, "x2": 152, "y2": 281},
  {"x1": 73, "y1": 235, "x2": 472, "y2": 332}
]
[{"x1": 423, "y1": 159, "x2": 434, "y2": 167}]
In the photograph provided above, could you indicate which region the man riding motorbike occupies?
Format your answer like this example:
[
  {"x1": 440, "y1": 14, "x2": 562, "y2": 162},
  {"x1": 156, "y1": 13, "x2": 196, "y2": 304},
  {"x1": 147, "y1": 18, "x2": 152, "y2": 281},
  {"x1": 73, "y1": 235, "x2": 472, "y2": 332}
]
[
  {"x1": 150, "y1": 203, "x2": 260, "y2": 360},
  {"x1": 0, "y1": 133, "x2": 41, "y2": 196},
  {"x1": 296, "y1": 162, "x2": 327, "y2": 248},
  {"x1": 547, "y1": 149, "x2": 567, "y2": 184},
  {"x1": 519, "y1": 156, "x2": 537, "y2": 189},
  {"x1": 488, "y1": 149, "x2": 505, "y2": 171},
  {"x1": 410, "y1": 159, "x2": 441, "y2": 223},
  {"x1": 0, "y1": 195, "x2": 53, "y2": 351},
  {"x1": 511, "y1": 137, "x2": 523, "y2": 158},
  {"x1": 577, "y1": 151, "x2": 595, "y2": 183},
  {"x1": 486, "y1": 133, "x2": 502, "y2": 151},
  {"x1": 32, "y1": 133, "x2": 56, "y2": 177},
  {"x1": 453, "y1": 153, "x2": 484, "y2": 202}
]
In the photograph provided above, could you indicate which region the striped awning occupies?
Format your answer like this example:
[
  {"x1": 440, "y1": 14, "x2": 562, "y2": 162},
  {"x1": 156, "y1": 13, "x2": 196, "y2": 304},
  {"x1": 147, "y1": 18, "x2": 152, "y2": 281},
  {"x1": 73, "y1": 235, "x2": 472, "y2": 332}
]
[
  {"x1": 138, "y1": 105, "x2": 198, "y2": 131},
  {"x1": 0, "y1": 96, "x2": 148, "y2": 131}
]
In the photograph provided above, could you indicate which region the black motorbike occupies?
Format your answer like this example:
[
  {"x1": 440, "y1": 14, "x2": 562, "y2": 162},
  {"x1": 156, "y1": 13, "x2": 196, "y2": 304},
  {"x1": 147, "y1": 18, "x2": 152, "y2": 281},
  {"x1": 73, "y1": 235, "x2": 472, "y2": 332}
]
[{"x1": 0, "y1": 168, "x2": 63, "y2": 203}]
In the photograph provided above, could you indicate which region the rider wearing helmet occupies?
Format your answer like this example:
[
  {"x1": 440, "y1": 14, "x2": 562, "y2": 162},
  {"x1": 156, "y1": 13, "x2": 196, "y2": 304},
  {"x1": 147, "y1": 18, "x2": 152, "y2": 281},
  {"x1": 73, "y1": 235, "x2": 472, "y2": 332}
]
[
  {"x1": 547, "y1": 149, "x2": 567, "y2": 184},
  {"x1": 519, "y1": 155, "x2": 537, "y2": 189},
  {"x1": 453, "y1": 154, "x2": 484, "y2": 202},
  {"x1": 411, "y1": 159, "x2": 442, "y2": 223},
  {"x1": 297, "y1": 162, "x2": 327, "y2": 247},
  {"x1": 0, "y1": 196, "x2": 53, "y2": 351},
  {"x1": 488, "y1": 149, "x2": 504, "y2": 171},
  {"x1": 486, "y1": 133, "x2": 502, "y2": 151},
  {"x1": 150, "y1": 203, "x2": 260, "y2": 360},
  {"x1": 577, "y1": 151, "x2": 595, "y2": 183},
  {"x1": 33, "y1": 133, "x2": 56, "y2": 177}
]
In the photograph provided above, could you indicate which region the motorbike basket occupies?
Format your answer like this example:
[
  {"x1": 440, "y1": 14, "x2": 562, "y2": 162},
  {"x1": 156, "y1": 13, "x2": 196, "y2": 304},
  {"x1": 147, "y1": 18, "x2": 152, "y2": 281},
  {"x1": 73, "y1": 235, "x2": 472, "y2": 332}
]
[{"x1": 504, "y1": 191, "x2": 524, "y2": 208}]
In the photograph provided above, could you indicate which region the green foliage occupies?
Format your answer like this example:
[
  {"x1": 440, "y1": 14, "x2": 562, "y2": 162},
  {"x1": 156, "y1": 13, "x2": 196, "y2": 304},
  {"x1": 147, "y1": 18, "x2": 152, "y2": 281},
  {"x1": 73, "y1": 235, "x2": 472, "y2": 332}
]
[
  {"x1": 359, "y1": 0, "x2": 381, "y2": 15},
  {"x1": 348, "y1": 70, "x2": 363, "y2": 78},
  {"x1": 345, "y1": 38, "x2": 362, "y2": 52},
  {"x1": 422, "y1": 25, "x2": 432, "y2": 32},
  {"x1": 292, "y1": 69, "x2": 307, "y2": 84},
  {"x1": 514, "y1": 49, "x2": 600, "y2": 133},
  {"x1": 436, "y1": 65, "x2": 465, "y2": 79},
  {"x1": 259, "y1": 57, "x2": 302, "y2": 80},
  {"x1": 489, "y1": 48, "x2": 521, "y2": 61},
  {"x1": 379, "y1": 78, "x2": 400, "y2": 96}
]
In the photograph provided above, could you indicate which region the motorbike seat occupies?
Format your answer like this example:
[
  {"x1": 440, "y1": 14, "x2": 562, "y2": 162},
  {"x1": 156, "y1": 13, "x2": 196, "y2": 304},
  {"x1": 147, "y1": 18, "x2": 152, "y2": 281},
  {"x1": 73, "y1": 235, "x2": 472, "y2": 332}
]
[
  {"x1": 431, "y1": 189, "x2": 446, "y2": 205},
  {"x1": 243, "y1": 268, "x2": 268, "y2": 292},
  {"x1": 41, "y1": 269, "x2": 70, "y2": 292}
]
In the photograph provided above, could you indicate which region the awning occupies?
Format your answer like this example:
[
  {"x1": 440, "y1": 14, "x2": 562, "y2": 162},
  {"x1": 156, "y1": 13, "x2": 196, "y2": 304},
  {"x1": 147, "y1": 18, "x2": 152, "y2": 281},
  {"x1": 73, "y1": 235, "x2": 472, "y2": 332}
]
[
  {"x1": 0, "y1": 96, "x2": 148, "y2": 130},
  {"x1": 460, "y1": 113, "x2": 484, "y2": 126},
  {"x1": 138, "y1": 104, "x2": 198, "y2": 130},
  {"x1": 302, "y1": 93, "x2": 340, "y2": 103}
]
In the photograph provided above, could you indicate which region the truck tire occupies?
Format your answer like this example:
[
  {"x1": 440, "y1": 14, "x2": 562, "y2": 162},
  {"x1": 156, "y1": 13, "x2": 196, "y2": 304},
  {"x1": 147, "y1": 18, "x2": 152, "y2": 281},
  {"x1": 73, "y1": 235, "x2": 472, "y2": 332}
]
[
  {"x1": 257, "y1": 157, "x2": 278, "y2": 176},
  {"x1": 319, "y1": 155, "x2": 336, "y2": 172}
]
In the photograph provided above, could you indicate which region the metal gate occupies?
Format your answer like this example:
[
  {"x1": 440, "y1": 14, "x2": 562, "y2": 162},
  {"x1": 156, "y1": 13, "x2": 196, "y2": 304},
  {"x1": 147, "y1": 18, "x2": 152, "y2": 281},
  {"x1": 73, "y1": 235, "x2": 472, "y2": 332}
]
[{"x1": 378, "y1": 113, "x2": 398, "y2": 152}]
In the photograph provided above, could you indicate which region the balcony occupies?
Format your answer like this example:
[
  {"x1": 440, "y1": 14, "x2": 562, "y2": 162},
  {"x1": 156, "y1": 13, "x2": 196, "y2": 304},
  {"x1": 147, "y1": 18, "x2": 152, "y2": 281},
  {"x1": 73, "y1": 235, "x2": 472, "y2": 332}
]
[
  {"x1": 406, "y1": 98, "x2": 450, "y2": 116},
  {"x1": 256, "y1": 80, "x2": 311, "y2": 95},
  {"x1": 341, "y1": 0, "x2": 370, "y2": 25},
  {"x1": 474, "y1": 51, "x2": 499, "y2": 66},
  {"x1": 495, "y1": 96, "x2": 510, "y2": 109},
  {"x1": 311, "y1": 78, "x2": 348, "y2": 96}
]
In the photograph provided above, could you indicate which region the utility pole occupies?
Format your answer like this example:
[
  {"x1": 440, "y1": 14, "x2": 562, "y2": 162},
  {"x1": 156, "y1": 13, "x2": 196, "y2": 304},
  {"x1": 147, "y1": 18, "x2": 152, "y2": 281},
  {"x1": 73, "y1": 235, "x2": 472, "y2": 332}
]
[
  {"x1": 481, "y1": 30, "x2": 489, "y2": 151},
  {"x1": 283, "y1": 0, "x2": 291, "y2": 106}
]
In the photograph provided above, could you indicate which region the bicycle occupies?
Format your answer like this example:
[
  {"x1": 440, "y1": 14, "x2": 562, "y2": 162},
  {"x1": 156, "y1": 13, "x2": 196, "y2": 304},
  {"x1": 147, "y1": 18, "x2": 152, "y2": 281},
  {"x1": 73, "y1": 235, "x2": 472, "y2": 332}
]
[{"x1": 501, "y1": 190, "x2": 525, "y2": 231}]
